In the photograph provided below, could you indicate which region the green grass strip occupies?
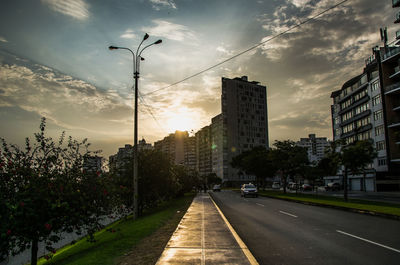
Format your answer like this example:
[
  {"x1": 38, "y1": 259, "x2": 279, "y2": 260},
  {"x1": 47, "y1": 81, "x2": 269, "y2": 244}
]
[
  {"x1": 259, "y1": 190, "x2": 400, "y2": 217},
  {"x1": 38, "y1": 194, "x2": 195, "y2": 265}
]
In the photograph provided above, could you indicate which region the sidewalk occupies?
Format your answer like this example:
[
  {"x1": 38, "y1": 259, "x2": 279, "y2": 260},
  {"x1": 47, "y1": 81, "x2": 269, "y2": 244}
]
[{"x1": 156, "y1": 193, "x2": 257, "y2": 265}]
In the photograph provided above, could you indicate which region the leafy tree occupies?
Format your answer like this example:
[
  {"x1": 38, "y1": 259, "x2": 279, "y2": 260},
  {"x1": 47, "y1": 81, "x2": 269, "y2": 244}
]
[
  {"x1": 231, "y1": 146, "x2": 276, "y2": 188},
  {"x1": 323, "y1": 139, "x2": 376, "y2": 201},
  {"x1": 269, "y1": 140, "x2": 309, "y2": 193},
  {"x1": 0, "y1": 118, "x2": 112, "y2": 265}
]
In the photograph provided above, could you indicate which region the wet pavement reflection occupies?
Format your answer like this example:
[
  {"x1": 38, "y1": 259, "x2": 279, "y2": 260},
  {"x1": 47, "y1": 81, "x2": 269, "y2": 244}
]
[{"x1": 156, "y1": 193, "x2": 253, "y2": 264}]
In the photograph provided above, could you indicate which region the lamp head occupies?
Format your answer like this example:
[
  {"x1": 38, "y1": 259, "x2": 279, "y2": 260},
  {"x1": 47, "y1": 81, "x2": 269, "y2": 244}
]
[
  {"x1": 108, "y1": 46, "x2": 118, "y2": 50},
  {"x1": 154, "y1": 39, "x2": 162, "y2": 44},
  {"x1": 143, "y1": 33, "x2": 149, "y2": 40}
]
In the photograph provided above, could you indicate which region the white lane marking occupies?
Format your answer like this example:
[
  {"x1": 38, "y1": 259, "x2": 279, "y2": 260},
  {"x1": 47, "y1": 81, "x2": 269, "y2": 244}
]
[
  {"x1": 209, "y1": 195, "x2": 259, "y2": 265},
  {"x1": 279, "y1": 210, "x2": 298, "y2": 218},
  {"x1": 256, "y1": 203, "x2": 265, "y2": 207},
  {"x1": 336, "y1": 230, "x2": 400, "y2": 253}
]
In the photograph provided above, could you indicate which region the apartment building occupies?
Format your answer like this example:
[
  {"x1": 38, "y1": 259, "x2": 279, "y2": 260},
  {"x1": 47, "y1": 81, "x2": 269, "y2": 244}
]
[
  {"x1": 220, "y1": 76, "x2": 269, "y2": 184},
  {"x1": 296, "y1": 134, "x2": 330, "y2": 164},
  {"x1": 195, "y1": 125, "x2": 212, "y2": 177}
]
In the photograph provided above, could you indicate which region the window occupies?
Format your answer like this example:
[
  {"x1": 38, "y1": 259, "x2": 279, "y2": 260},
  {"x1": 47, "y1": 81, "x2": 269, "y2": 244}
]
[
  {"x1": 341, "y1": 98, "x2": 352, "y2": 110},
  {"x1": 354, "y1": 88, "x2": 368, "y2": 101},
  {"x1": 357, "y1": 130, "x2": 371, "y2": 140},
  {"x1": 372, "y1": 94, "x2": 381, "y2": 106},
  {"x1": 375, "y1": 125, "x2": 384, "y2": 136},
  {"x1": 342, "y1": 123, "x2": 354, "y2": 134},
  {"x1": 371, "y1": 81, "x2": 380, "y2": 91},
  {"x1": 341, "y1": 111, "x2": 353, "y2": 122},
  {"x1": 335, "y1": 128, "x2": 341, "y2": 136},
  {"x1": 376, "y1": 141, "x2": 386, "y2": 151},
  {"x1": 374, "y1": 110, "x2": 383, "y2": 121},
  {"x1": 355, "y1": 103, "x2": 369, "y2": 115},
  {"x1": 356, "y1": 116, "x2": 370, "y2": 127},
  {"x1": 378, "y1": 158, "x2": 387, "y2": 166},
  {"x1": 346, "y1": 136, "x2": 355, "y2": 144}
]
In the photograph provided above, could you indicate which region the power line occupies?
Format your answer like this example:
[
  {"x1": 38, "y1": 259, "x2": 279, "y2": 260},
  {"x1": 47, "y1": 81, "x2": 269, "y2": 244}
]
[
  {"x1": 142, "y1": 0, "x2": 349, "y2": 97},
  {"x1": 138, "y1": 91, "x2": 168, "y2": 134}
]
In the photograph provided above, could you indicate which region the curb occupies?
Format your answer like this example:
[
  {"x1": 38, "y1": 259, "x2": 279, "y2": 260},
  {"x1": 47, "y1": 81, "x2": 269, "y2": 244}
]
[{"x1": 259, "y1": 194, "x2": 400, "y2": 221}]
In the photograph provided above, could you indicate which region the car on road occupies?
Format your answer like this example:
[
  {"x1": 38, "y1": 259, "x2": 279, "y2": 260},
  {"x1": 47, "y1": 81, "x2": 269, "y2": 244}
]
[
  {"x1": 301, "y1": 183, "x2": 312, "y2": 191},
  {"x1": 272, "y1": 182, "x2": 280, "y2": 189},
  {"x1": 241, "y1": 183, "x2": 258, "y2": 197},
  {"x1": 213, "y1": 184, "x2": 221, "y2": 192},
  {"x1": 325, "y1": 182, "x2": 341, "y2": 191}
]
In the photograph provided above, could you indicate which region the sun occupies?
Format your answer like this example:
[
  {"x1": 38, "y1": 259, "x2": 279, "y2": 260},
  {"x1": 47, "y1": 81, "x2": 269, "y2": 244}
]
[{"x1": 165, "y1": 109, "x2": 199, "y2": 133}]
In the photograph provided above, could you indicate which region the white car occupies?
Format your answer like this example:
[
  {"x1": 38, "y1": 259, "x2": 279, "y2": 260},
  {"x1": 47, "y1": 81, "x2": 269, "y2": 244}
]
[
  {"x1": 272, "y1": 182, "x2": 280, "y2": 189},
  {"x1": 241, "y1": 183, "x2": 258, "y2": 198}
]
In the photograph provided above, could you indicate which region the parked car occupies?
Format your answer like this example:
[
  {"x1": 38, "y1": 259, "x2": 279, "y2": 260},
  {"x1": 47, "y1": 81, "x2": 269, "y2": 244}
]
[
  {"x1": 272, "y1": 182, "x2": 280, "y2": 189},
  {"x1": 241, "y1": 183, "x2": 258, "y2": 198},
  {"x1": 301, "y1": 183, "x2": 312, "y2": 191},
  {"x1": 213, "y1": 184, "x2": 221, "y2": 192},
  {"x1": 325, "y1": 182, "x2": 341, "y2": 191},
  {"x1": 287, "y1": 182, "x2": 299, "y2": 190}
]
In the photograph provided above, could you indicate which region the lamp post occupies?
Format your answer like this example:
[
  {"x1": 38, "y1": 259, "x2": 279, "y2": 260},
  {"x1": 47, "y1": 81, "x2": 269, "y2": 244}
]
[{"x1": 109, "y1": 34, "x2": 162, "y2": 220}]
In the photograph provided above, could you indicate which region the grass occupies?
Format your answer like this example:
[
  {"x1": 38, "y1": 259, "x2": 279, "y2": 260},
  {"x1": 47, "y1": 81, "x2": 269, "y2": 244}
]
[
  {"x1": 38, "y1": 193, "x2": 195, "y2": 265},
  {"x1": 258, "y1": 190, "x2": 400, "y2": 217}
]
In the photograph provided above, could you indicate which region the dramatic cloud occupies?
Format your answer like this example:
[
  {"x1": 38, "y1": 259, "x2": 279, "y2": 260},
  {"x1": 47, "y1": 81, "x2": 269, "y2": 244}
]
[
  {"x1": 142, "y1": 20, "x2": 196, "y2": 41},
  {"x1": 120, "y1": 29, "x2": 136, "y2": 39},
  {"x1": 149, "y1": 0, "x2": 177, "y2": 11},
  {"x1": 41, "y1": 0, "x2": 89, "y2": 20}
]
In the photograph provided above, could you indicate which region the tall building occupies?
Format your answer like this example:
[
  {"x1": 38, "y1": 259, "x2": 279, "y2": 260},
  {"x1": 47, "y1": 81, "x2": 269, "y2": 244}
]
[
  {"x1": 83, "y1": 155, "x2": 104, "y2": 174},
  {"x1": 220, "y1": 76, "x2": 269, "y2": 184},
  {"x1": 195, "y1": 125, "x2": 212, "y2": 176},
  {"x1": 211, "y1": 114, "x2": 224, "y2": 179},
  {"x1": 296, "y1": 134, "x2": 330, "y2": 164},
  {"x1": 154, "y1": 130, "x2": 196, "y2": 170}
]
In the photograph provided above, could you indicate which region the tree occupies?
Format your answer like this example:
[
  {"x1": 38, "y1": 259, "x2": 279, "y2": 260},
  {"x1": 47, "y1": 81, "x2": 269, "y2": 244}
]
[
  {"x1": 341, "y1": 140, "x2": 377, "y2": 201},
  {"x1": 269, "y1": 140, "x2": 309, "y2": 193},
  {"x1": 323, "y1": 139, "x2": 376, "y2": 201},
  {"x1": 231, "y1": 146, "x2": 276, "y2": 188},
  {"x1": 0, "y1": 118, "x2": 112, "y2": 265}
]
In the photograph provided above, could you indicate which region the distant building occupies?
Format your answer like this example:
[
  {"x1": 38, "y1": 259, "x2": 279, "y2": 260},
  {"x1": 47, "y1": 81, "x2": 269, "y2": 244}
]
[
  {"x1": 138, "y1": 138, "x2": 153, "y2": 151},
  {"x1": 83, "y1": 155, "x2": 104, "y2": 174},
  {"x1": 154, "y1": 130, "x2": 196, "y2": 170},
  {"x1": 296, "y1": 134, "x2": 330, "y2": 164},
  {"x1": 211, "y1": 114, "x2": 224, "y2": 179},
  {"x1": 109, "y1": 144, "x2": 133, "y2": 175},
  {"x1": 220, "y1": 76, "x2": 269, "y2": 184},
  {"x1": 196, "y1": 125, "x2": 212, "y2": 176}
]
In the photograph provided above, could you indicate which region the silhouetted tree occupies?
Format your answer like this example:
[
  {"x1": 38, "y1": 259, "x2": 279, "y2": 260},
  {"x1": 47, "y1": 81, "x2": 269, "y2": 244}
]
[
  {"x1": 269, "y1": 140, "x2": 309, "y2": 193},
  {"x1": 0, "y1": 118, "x2": 112, "y2": 265}
]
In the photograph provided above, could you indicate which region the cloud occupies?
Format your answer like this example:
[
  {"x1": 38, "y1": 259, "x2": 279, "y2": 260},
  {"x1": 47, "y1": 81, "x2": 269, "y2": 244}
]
[
  {"x1": 0, "y1": 36, "x2": 7, "y2": 43},
  {"x1": 41, "y1": 0, "x2": 89, "y2": 20},
  {"x1": 0, "y1": 54, "x2": 133, "y2": 138},
  {"x1": 120, "y1": 29, "x2": 136, "y2": 39},
  {"x1": 142, "y1": 20, "x2": 196, "y2": 41},
  {"x1": 149, "y1": 0, "x2": 177, "y2": 11}
]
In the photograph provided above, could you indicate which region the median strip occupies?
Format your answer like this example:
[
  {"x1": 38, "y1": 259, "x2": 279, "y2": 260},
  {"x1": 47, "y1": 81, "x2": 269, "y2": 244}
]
[{"x1": 336, "y1": 230, "x2": 400, "y2": 253}]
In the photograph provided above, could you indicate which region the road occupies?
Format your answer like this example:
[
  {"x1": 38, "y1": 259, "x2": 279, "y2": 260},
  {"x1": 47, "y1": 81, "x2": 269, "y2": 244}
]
[{"x1": 211, "y1": 190, "x2": 400, "y2": 265}]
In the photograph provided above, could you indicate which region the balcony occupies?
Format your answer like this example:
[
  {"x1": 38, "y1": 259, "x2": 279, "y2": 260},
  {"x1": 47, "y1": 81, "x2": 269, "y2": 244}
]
[
  {"x1": 382, "y1": 46, "x2": 400, "y2": 62},
  {"x1": 385, "y1": 81, "x2": 400, "y2": 94},
  {"x1": 390, "y1": 65, "x2": 400, "y2": 79},
  {"x1": 396, "y1": 11, "x2": 400, "y2": 23},
  {"x1": 394, "y1": 0, "x2": 400, "y2": 8}
]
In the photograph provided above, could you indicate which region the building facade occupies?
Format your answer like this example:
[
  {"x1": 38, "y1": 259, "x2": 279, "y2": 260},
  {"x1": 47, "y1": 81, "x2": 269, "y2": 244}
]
[
  {"x1": 195, "y1": 125, "x2": 212, "y2": 177},
  {"x1": 296, "y1": 134, "x2": 330, "y2": 164},
  {"x1": 211, "y1": 114, "x2": 224, "y2": 179},
  {"x1": 220, "y1": 76, "x2": 269, "y2": 184}
]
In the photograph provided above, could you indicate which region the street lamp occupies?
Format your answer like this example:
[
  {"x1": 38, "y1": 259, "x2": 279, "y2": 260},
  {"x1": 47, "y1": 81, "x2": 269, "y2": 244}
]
[{"x1": 109, "y1": 34, "x2": 162, "y2": 220}]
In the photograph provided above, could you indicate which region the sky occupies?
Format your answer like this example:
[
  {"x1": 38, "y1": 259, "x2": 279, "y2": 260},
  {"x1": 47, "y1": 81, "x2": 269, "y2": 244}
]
[{"x1": 0, "y1": 0, "x2": 398, "y2": 158}]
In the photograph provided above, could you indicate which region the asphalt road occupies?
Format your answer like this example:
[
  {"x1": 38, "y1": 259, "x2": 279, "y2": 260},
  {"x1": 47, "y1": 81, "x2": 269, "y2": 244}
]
[{"x1": 211, "y1": 190, "x2": 400, "y2": 265}]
